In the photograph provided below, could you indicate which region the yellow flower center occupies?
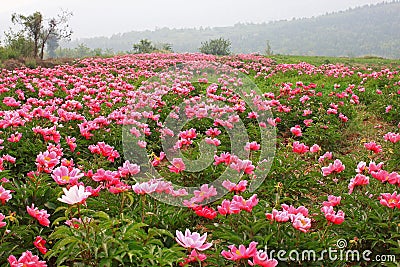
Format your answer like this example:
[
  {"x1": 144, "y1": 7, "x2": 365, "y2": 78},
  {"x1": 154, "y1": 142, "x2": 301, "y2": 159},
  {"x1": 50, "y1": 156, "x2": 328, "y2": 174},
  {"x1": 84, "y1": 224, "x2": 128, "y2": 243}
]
[{"x1": 62, "y1": 175, "x2": 70, "y2": 182}]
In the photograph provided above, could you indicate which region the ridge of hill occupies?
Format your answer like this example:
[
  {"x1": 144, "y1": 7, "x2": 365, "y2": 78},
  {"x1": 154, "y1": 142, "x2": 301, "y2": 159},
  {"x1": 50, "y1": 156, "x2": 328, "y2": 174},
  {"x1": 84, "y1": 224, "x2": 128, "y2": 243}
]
[{"x1": 65, "y1": 1, "x2": 400, "y2": 58}]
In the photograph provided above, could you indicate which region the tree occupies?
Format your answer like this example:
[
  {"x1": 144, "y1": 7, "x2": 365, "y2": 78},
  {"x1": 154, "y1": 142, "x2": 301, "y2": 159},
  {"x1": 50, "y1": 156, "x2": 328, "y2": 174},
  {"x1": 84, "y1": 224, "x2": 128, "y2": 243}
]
[
  {"x1": 132, "y1": 39, "x2": 156, "y2": 54},
  {"x1": 4, "y1": 31, "x2": 35, "y2": 58},
  {"x1": 9, "y1": 10, "x2": 72, "y2": 59},
  {"x1": 46, "y1": 35, "x2": 59, "y2": 58},
  {"x1": 199, "y1": 38, "x2": 231, "y2": 55},
  {"x1": 158, "y1": 43, "x2": 173, "y2": 52},
  {"x1": 264, "y1": 40, "x2": 273, "y2": 56}
]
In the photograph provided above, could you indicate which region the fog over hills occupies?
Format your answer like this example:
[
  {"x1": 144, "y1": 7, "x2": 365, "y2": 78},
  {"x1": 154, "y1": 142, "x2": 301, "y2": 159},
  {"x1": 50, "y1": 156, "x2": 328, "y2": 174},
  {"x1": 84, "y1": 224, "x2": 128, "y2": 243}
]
[{"x1": 64, "y1": 1, "x2": 400, "y2": 58}]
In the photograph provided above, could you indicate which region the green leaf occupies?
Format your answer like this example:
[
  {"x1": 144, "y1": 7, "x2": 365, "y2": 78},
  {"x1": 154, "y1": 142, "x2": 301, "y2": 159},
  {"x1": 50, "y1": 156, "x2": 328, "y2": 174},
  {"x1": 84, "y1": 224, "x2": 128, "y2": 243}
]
[
  {"x1": 94, "y1": 211, "x2": 110, "y2": 220},
  {"x1": 51, "y1": 236, "x2": 81, "y2": 252}
]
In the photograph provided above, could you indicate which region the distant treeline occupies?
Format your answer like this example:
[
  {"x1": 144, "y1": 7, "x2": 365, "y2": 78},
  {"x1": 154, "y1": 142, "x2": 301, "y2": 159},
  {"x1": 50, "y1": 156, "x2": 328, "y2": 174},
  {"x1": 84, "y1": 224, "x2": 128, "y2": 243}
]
[{"x1": 62, "y1": 1, "x2": 400, "y2": 58}]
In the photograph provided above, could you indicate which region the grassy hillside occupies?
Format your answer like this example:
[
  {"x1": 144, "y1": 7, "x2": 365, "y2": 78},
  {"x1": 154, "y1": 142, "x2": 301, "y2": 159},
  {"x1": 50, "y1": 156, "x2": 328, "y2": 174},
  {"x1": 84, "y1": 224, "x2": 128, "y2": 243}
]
[{"x1": 64, "y1": 1, "x2": 400, "y2": 58}]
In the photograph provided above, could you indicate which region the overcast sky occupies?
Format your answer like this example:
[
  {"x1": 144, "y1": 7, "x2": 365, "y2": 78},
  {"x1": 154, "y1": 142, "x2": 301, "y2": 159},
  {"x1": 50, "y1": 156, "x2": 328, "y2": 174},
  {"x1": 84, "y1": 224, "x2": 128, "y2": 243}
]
[{"x1": 0, "y1": 0, "x2": 386, "y2": 40}]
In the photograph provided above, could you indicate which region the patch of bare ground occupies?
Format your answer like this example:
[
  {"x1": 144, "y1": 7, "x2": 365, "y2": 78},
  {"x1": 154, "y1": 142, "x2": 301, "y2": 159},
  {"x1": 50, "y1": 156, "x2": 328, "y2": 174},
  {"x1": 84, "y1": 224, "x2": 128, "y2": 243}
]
[
  {"x1": 341, "y1": 104, "x2": 395, "y2": 161},
  {"x1": 1, "y1": 57, "x2": 75, "y2": 70}
]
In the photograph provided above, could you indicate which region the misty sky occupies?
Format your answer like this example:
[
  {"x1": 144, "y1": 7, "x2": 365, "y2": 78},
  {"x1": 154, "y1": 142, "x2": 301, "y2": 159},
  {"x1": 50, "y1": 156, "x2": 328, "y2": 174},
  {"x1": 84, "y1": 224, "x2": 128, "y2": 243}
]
[{"x1": 0, "y1": 0, "x2": 386, "y2": 40}]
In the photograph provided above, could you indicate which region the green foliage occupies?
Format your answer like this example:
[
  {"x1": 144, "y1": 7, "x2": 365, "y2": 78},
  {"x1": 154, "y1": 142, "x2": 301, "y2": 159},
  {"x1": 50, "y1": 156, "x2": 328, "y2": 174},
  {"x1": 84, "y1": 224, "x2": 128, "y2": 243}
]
[
  {"x1": 54, "y1": 44, "x2": 114, "y2": 58},
  {"x1": 46, "y1": 35, "x2": 59, "y2": 58},
  {"x1": 265, "y1": 40, "x2": 273, "y2": 56},
  {"x1": 155, "y1": 42, "x2": 174, "y2": 53},
  {"x1": 6, "y1": 10, "x2": 72, "y2": 59},
  {"x1": 199, "y1": 37, "x2": 231, "y2": 55},
  {"x1": 64, "y1": 1, "x2": 400, "y2": 58},
  {"x1": 3, "y1": 32, "x2": 35, "y2": 58},
  {"x1": 0, "y1": 54, "x2": 399, "y2": 266},
  {"x1": 132, "y1": 39, "x2": 157, "y2": 54},
  {"x1": 46, "y1": 208, "x2": 185, "y2": 266}
]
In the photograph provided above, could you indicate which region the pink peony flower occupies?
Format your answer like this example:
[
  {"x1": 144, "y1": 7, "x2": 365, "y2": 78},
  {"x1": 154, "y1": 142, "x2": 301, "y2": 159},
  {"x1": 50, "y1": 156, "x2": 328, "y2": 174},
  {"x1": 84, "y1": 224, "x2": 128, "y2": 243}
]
[
  {"x1": 355, "y1": 161, "x2": 368, "y2": 174},
  {"x1": 291, "y1": 213, "x2": 312, "y2": 233},
  {"x1": 281, "y1": 204, "x2": 309, "y2": 217},
  {"x1": 175, "y1": 229, "x2": 212, "y2": 251},
  {"x1": 321, "y1": 206, "x2": 345, "y2": 224},
  {"x1": 118, "y1": 160, "x2": 140, "y2": 177},
  {"x1": 205, "y1": 137, "x2": 221, "y2": 146},
  {"x1": 218, "y1": 199, "x2": 238, "y2": 215},
  {"x1": 348, "y1": 174, "x2": 369, "y2": 194},
  {"x1": 7, "y1": 132, "x2": 22, "y2": 143},
  {"x1": 230, "y1": 159, "x2": 255, "y2": 174},
  {"x1": 364, "y1": 141, "x2": 382, "y2": 154},
  {"x1": 292, "y1": 141, "x2": 309, "y2": 154},
  {"x1": 318, "y1": 151, "x2": 332, "y2": 163},
  {"x1": 0, "y1": 185, "x2": 12, "y2": 204},
  {"x1": 221, "y1": 241, "x2": 258, "y2": 261},
  {"x1": 230, "y1": 194, "x2": 259, "y2": 213},
  {"x1": 51, "y1": 166, "x2": 84, "y2": 185},
  {"x1": 205, "y1": 128, "x2": 221, "y2": 137},
  {"x1": 57, "y1": 185, "x2": 92, "y2": 205},
  {"x1": 193, "y1": 206, "x2": 217, "y2": 219},
  {"x1": 33, "y1": 236, "x2": 47, "y2": 255},
  {"x1": 384, "y1": 132, "x2": 400, "y2": 143},
  {"x1": 339, "y1": 113, "x2": 348, "y2": 122},
  {"x1": 8, "y1": 250, "x2": 47, "y2": 267},
  {"x1": 303, "y1": 119, "x2": 313, "y2": 126},
  {"x1": 214, "y1": 152, "x2": 233, "y2": 165},
  {"x1": 265, "y1": 209, "x2": 290, "y2": 223},
  {"x1": 132, "y1": 181, "x2": 158, "y2": 195},
  {"x1": 151, "y1": 152, "x2": 165, "y2": 166},
  {"x1": 310, "y1": 144, "x2": 321, "y2": 153},
  {"x1": 245, "y1": 141, "x2": 261, "y2": 151},
  {"x1": 379, "y1": 192, "x2": 400, "y2": 209},
  {"x1": 222, "y1": 180, "x2": 248, "y2": 193},
  {"x1": 322, "y1": 195, "x2": 341, "y2": 207},
  {"x1": 168, "y1": 158, "x2": 186, "y2": 173},
  {"x1": 290, "y1": 125, "x2": 302, "y2": 137},
  {"x1": 179, "y1": 250, "x2": 207, "y2": 266},
  {"x1": 27, "y1": 204, "x2": 50, "y2": 227},
  {"x1": 248, "y1": 250, "x2": 278, "y2": 267},
  {"x1": 321, "y1": 159, "x2": 345, "y2": 176},
  {"x1": 65, "y1": 136, "x2": 77, "y2": 152},
  {"x1": 368, "y1": 161, "x2": 384, "y2": 173},
  {"x1": 192, "y1": 184, "x2": 218, "y2": 203},
  {"x1": 0, "y1": 213, "x2": 6, "y2": 228},
  {"x1": 35, "y1": 151, "x2": 60, "y2": 173}
]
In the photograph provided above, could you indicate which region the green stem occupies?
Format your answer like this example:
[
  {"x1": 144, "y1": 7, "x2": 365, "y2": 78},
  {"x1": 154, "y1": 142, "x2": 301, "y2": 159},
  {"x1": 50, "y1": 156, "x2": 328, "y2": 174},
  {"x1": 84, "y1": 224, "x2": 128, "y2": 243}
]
[
  {"x1": 320, "y1": 222, "x2": 330, "y2": 244},
  {"x1": 141, "y1": 195, "x2": 146, "y2": 223},
  {"x1": 120, "y1": 192, "x2": 126, "y2": 214}
]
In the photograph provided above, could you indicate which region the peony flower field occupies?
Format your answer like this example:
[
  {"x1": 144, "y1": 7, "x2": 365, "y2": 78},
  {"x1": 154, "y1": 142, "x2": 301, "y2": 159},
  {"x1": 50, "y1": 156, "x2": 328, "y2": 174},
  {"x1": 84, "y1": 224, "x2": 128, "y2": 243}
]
[{"x1": 0, "y1": 53, "x2": 399, "y2": 266}]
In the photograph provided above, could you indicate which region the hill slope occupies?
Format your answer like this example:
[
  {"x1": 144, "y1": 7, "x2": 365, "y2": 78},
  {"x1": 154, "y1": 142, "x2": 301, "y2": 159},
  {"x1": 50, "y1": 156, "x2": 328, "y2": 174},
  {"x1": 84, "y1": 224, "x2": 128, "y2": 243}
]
[{"x1": 65, "y1": 1, "x2": 400, "y2": 58}]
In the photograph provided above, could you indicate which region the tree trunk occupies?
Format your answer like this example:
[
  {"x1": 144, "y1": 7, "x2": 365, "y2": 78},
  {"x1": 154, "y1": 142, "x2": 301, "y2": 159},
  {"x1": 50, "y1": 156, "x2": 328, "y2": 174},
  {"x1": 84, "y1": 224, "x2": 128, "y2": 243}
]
[
  {"x1": 40, "y1": 41, "x2": 45, "y2": 60},
  {"x1": 34, "y1": 38, "x2": 39, "y2": 58}
]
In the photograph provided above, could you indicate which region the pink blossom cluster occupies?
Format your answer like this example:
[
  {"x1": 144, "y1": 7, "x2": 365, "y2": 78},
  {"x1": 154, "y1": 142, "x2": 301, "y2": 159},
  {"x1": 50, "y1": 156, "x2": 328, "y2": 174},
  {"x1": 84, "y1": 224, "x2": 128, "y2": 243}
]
[
  {"x1": 217, "y1": 194, "x2": 259, "y2": 215},
  {"x1": 265, "y1": 204, "x2": 311, "y2": 233},
  {"x1": 88, "y1": 141, "x2": 120, "y2": 162},
  {"x1": 221, "y1": 241, "x2": 278, "y2": 266},
  {"x1": 321, "y1": 195, "x2": 345, "y2": 224}
]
